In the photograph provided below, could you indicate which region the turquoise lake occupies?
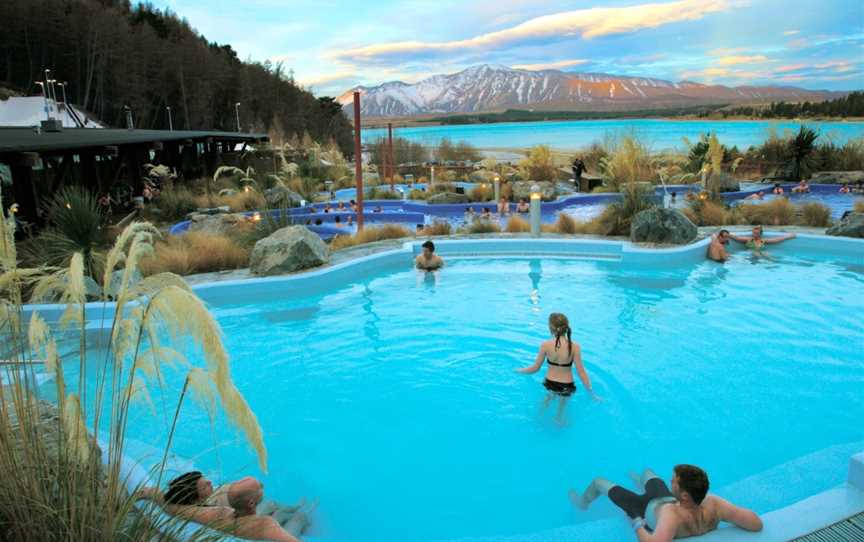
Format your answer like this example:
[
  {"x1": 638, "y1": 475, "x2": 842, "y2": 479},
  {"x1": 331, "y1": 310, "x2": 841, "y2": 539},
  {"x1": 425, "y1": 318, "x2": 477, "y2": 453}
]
[{"x1": 364, "y1": 118, "x2": 864, "y2": 152}]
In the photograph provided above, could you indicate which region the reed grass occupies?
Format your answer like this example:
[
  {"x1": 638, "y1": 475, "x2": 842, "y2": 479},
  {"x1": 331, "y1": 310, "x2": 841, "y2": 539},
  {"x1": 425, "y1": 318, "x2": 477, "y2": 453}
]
[
  {"x1": 419, "y1": 222, "x2": 453, "y2": 236},
  {"x1": 464, "y1": 220, "x2": 501, "y2": 234},
  {"x1": 329, "y1": 224, "x2": 411, "y2": 250},
  {"x1": 140, "y1": 232, "x2": 250, "y2": 276},
  {"x1": 505, "y1": 215, "x2": 531, "y2": 233},
  {"x1": 554, "y1": 213, "x2": 579, "y2": 234},
  {"x1": 798, "y1": 202, "x2": 832, "y2": 227},
  {"x1": 0, "y1": 194, "x2": 265, "y2": 540},
  {"x1": 854, "y1": 199, "x2": 864, "y2": 213},
  {"x1": 469, "y1": 184, "x2": 494, "y2": 202},
  {"x1": 739, "y1": 198, "x2": 796, "y2": 225}
]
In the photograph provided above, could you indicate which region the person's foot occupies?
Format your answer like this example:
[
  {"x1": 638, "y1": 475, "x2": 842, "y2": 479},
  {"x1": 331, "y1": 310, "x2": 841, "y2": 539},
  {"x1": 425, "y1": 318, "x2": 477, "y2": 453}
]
[{"x1": 568, "y1": 489, "x2": 588, "y2": 510}]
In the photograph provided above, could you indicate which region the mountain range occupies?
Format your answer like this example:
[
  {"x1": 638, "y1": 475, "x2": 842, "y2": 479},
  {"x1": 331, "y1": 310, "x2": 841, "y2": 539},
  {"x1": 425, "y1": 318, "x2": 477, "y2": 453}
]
[{"x1": 338, "y1": 64, "x2": 843, "y2": 118}]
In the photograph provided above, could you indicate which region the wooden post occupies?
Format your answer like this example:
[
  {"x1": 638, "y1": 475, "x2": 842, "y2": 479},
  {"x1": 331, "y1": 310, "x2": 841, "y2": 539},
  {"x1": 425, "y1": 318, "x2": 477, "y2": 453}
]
[
  {"x1": 353, "y1": 92, "x2": 364, "y2": 230},
  {"x1": 387, "y1": 122, "x2": 394, "y2": 191}
]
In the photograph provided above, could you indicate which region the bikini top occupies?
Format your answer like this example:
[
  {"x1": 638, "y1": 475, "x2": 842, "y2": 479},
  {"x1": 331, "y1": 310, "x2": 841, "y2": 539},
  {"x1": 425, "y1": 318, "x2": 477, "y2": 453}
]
[{"x1": 546, "y1": 355, "x2": 573, "y2": 368}]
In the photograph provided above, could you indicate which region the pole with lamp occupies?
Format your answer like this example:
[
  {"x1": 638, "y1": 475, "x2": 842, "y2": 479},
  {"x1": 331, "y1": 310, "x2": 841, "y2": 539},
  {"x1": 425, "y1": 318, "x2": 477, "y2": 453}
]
[
  {"x1": 166, "y1": 106, "x2": 174, "y2": 131},
  {"x1": 35, "y1": 82, "x2": 50, "y2": 121},
  {"x1": 529, "y1": 183, "x2": 542, "y2": 237},
  {"x1": 234, "y1": 102, "x2": 241, "y2": 132},
  {"x1": 493, "y1": 174, "x2": 501, "y2": 202},
  {"x1": 353, "y1": 91, "x2": 364, "y2": 231}
]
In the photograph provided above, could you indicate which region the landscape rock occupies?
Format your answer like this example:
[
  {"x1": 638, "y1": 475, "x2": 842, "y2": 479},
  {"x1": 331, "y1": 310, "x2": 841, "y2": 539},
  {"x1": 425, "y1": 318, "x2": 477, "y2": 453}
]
[
  {"x1": 250, "y1": 226, "x2": 330, "y2": 276},
  {"x1": 511, "y1": 181, "x2": 556, "y2": 201},
  {"x1": 187, "y1": 212, "x2": 247, "y2": 236},
  {"x1": 427, "y1": 192, "x2": 470, "y2": 204},
  {"x1": 630, "y1": 208, "x2": 697, "y2": 245},
  {"x1": 265, "y1": 185, "x2": 304, "y2": 208},
  {"x1": 188, "y1": 206, "x2": 231, "y2": 217},
  {"x1": 810, "y1": 171, "x2": 864, "y2": 184},
  {"x1": 826, "y1": 212, "x2": 864, "y2": 238}
]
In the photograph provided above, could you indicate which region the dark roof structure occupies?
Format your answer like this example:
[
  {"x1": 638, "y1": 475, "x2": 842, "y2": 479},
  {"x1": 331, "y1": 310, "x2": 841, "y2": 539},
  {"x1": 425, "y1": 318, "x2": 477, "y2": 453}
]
[{"x1": 0, "y1": 127, "x2": 268, "y2": 155}]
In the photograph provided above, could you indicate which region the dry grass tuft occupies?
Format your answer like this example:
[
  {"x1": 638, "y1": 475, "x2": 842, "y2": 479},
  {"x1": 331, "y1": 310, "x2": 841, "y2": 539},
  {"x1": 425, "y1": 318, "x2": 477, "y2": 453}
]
[
  {"x1": 798, "y1": 202, "x2": 832, "y2": 227},
  {"x1": 419, "y1": 222, "x2": 453, "y2": 236},
  {"x1": 140, "y1": 232, "x2": 250, "y2": 276},
  {"x1": 329, "y1": 224, "x2": 411, "y2": 250},
  {"x1": 505, "y1": 215, "x2": 531, "y2": 233},
  {"x1": 223, "y1": 190, "x2": 266, "y2": 212},
  {"x1": 555, "y1": 213, "x2": 579, "y2": 234},
  {"x1": 465, "y1": 220, "x2": 502, "y2": 234},
  {"x1": 469, "y1": 184, "x2": 494, "y2": 201},
  {"x1": 854, "y1": 199, "x2": 864, "y2": 213},
  {"x1": 739, "y1": 198, "x2": 796, "y2": 225},
  {"x1": 696, "y1": 201, "x2": 729, "y2": 226}
]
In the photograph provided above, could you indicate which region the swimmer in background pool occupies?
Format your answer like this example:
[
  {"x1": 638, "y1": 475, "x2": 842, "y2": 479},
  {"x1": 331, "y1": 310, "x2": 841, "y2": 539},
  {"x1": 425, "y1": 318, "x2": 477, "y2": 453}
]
[
  {"x1": 727, "y1": 225, "x2": 795, "y2": 255},
  {"x1": 516, "y1": 313, "x2": 598, "y2": 422},
  {"x1": 569, "y1": 464, "x2": 762, "y2": 541}
]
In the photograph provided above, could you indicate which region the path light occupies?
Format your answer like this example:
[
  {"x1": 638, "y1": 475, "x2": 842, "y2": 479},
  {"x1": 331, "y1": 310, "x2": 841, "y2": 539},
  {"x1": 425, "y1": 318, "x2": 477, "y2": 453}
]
[
  {"x1": 65, "y1": 202, "x2": 72, "y2": 209},
  {"x1": 234, "y1": 102, "x2": 241, "y2": 132},
  {"x1": 530, "y1": 183, "x2": 541, "y2": 237},
  {"x1": 493, "y1": 174, "x2": 501, "y2": 201},
  {"x1": 10, "y1": 204, "x2": 19, "y2": 214},
  {"x1": 244, "y1": 186, "x2": 251, "y2": 193},
  {"x1": 251, "y1": 212, "x2": 261, "y2": 222}
]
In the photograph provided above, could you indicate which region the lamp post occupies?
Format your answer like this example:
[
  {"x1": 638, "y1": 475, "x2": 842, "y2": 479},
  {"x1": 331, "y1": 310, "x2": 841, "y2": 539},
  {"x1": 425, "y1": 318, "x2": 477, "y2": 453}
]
[
  {"x1": 36, "y1": 82, "x2": 50, "y2": 120},
  {"x1": 124, "y1": 106, "x2": 134, "y2": 130},
  {"x1": 43, "y1": 70, "x2": 52, "y2": 101},
  {"x1": 234, "y1": 102, "x2": 241, "y2": 132},
  {"x1": 166, "y1": 106, "x2": 174, "y2": 131},
  {"x1": 529, "y1": 183, "x2": 541, "y2": 237},
  {"x1": 56, "y1": 82, "x2": 68, "y2": 104},
  {"x1": 493, "y1": 174, "x2": 501, "y2": 201}
]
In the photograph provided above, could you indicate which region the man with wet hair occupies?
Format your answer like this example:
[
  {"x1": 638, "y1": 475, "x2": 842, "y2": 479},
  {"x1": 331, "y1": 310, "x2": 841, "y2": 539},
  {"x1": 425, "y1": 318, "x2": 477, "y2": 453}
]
[
  {"x1": 415, "y1": 240, "x2": 444, "y2": 270},
  {"x1": 707, "y1": 229, "x2": 732, "y2": 262},
  {"x1": 570, "y1": 464, "x2": 762, "y2": 541}
]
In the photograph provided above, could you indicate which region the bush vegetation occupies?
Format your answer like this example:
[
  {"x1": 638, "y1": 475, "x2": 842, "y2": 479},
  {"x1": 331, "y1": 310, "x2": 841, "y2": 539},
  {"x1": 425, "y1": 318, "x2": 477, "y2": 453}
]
[
  {"x1": 519, "y1": 145, "x2": 559, "y2": 182},
  {"x1": 599, "y1": 135, "x2": 655, "y2": 191},
  {"x1": 140, "y1": 232, "x2": 250, "y2": 276},
  {"x1": 434, "y1": 138, "x2": 482, "y2": 162},
  {"x1": 419, "y1": 222, "x2": 453, "y2": 236},
  {"x1": 469, "y1": 184, "x2": 494, "y2": 202},
  {"x1": 798, "y1": 202, "x2": 832, "y2": 227},
  {"x1": 505, "y1": 215, "x2": 531, "y2": 233},
  {"x1": 463, "y1": 220, "x2": 502, "y2": 234},
  {"x1": 329, "y1": 225, "x2": 412, "y2": 250}
]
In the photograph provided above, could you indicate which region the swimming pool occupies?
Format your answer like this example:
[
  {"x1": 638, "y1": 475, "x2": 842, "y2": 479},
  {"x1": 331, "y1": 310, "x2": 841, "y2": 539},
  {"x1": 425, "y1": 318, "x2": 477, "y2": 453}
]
[{"x1": 47, "y1": 236, "x2": 863, "y2": 542}]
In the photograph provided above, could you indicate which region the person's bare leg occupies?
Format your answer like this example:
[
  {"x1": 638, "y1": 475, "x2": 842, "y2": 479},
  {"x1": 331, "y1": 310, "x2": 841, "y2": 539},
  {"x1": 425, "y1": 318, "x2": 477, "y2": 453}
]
[
  {"x1": 555, "y1": 396, "x2": 568, "y2": 425},
  {"x1": 541, "y1": 392, "x2": 555, "y2": 411},
  {"x1": 569, "y1": 478, "x2": 614, "y2": 510},
  {"x1": 628, "y1": 468, "x2": 659, "y2": 490}
]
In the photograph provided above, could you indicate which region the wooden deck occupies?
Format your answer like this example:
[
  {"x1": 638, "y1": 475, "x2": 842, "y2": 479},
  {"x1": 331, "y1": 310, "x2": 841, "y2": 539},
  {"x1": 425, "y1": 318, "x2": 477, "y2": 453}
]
[{"x1": 793, "y1": 512, "x2": 864, "y2": 541}]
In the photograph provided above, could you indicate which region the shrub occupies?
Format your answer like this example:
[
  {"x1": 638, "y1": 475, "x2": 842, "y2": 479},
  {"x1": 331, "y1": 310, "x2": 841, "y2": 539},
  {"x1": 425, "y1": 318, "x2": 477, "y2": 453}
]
[
  {"x1": 681, "y1": 207, "x2": 699, "y2": 225},
  {"x1": 854, "y1": 199, "x2": 864, "y2": 213},
  {"x1": 155, "y1": 184, "x2": 198, "y2": 219},
  {"x1": 519, "y1": 145, "x2": 558, "y2": 181},
  {"x1": 555, "y1": 213, "x2": 579, "y2": 234},
  {"x1": 223, "y1": 189, "x2": 266, "y2": 212},
  {"x1": 469, "y1": 184, "x2": 494, "y2": 202},
  {"x1": 798, "y1": 202, "x2": 832, "y2": 227},
  {"x1": 429, "y1": 182, "x2": 457, "y2": 194},
  {"x1": 464, "y1": 220, "x2": 501, "y2": 234},
  {"x1": 141, "y1": 232, "x2": 250, "y2": 275},
  {"x1": 595, "y1": 182, "x2": 655, "y2": 235},
  {"x1": 329, "y1": 224, "x2": 411, "y2": 250},
  {"x1": 419, "y1": 222, "x2": 453, "y2": 236},
  {"x1": 366, "y1": 186, "x2": 403, "y2": 200},
  {"x1": 408, "y1": 189, "x2": 428, "y2": 200},
  {"x1": 505, "y1": 215, "x2": 531, "y2": 233},
  {"x1": 689, "y1": 200, "x2": 729, "y2": 226},
  {"x1": 739, "y1": 198, "x2": 796, "y2": 225},
  {"x1": 599, "y1": 135, "x2": 654, "y2": 191}
]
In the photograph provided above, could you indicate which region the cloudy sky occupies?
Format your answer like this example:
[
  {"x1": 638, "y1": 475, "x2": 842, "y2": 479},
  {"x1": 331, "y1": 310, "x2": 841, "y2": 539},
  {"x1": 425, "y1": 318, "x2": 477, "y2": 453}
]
[{"x1": 150, "y1": 0, "x2": 863, "y2": 95}]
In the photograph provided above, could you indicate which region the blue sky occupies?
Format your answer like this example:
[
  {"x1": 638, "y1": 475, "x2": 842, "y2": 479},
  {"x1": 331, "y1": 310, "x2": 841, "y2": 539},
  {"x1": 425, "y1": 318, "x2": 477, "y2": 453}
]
[{"x1": 150, "y1": 0, "x2": 863, "y2": 95}]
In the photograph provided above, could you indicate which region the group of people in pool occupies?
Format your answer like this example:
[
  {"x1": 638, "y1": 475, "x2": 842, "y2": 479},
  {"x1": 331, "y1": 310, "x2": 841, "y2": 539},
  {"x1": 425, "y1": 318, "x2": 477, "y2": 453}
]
[{"x1": 707, "y1": 225, "x2": 796, "y2": 262}]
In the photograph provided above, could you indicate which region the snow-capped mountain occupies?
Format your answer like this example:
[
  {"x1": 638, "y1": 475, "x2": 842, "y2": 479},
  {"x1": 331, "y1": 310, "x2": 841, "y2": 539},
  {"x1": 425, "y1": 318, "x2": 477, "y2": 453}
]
[{"x1": 338, "y1": 64, "x2": 841, "y2": 117}]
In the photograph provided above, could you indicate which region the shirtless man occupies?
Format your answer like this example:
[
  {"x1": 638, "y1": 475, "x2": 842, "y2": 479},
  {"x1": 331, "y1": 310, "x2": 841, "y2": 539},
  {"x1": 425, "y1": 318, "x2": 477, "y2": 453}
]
[
  {"x1": 415, "y1": 240, "x2": 444, "y2": 270},
  {"x1": 570, "y1": 464, "x2": 762, "y2": 542},
  {"x1": 137, "y1": 473, "x2": 306, "y2": 542},
  {"x1": 706, "y1": 230, "x2": 732, "y2": 262}
]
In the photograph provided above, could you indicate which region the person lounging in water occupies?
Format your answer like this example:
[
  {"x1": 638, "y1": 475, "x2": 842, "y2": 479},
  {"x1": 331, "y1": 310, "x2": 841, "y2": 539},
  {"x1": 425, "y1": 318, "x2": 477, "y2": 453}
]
[
  {"x1": 569, "y1": 464, "x2": 762, "y2": 541},
  {"x1": 517, "y1": 313, "x2": 597, "y2": 421},
  {"x1": 137, "y1": 472, "x2": 311, "y2": 542},
  {"x1": 726, "y1": 225, "x2": 795, "y2": 255}
]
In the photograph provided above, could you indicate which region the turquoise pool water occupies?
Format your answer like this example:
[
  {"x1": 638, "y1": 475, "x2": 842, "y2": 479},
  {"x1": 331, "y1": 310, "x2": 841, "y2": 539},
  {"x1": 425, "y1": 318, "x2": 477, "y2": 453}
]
[
  {"x1": 364, "y1": 119, "x2": 864, "y2": 151},
  {"x1": 59, "y1": 241, "x2": 864, "y2": 542}
]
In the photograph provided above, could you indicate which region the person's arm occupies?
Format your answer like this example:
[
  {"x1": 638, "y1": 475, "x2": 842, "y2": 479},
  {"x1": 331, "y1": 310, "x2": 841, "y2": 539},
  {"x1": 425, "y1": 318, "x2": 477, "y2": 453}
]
[
  {"x1": 714, "y1": 496, "x2": 763, "y2": 532},
  {"x1": 633, "y1": 514, "x2": 679, "y2": 542},
  {"x1": 728, "y1": 234, "x2": 750, "y2": 243},
  {"x1": 232, "y1": 515, "x2": 302, "y2": 542},
  {"x1": 572, "y1": 344, "x2": 596, "y2": 397},
  {"x1": 163, "y1": 505, "x2": 301, "y2": 542},
  {"x1": 517, "y1": 346, "x2": 545, "y2": 374},
  {"x1": 134, "y1": 486, "x2": 164, "y2": 504},
  {"x1": 763, "y1": 233, "x2": 796, "y2": 244}
]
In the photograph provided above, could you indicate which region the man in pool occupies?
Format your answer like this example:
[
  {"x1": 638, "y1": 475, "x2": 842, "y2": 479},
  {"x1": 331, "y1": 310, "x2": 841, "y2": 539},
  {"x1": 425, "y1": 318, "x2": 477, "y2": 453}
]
[
  {"x1": 707, "y1": 229, "x2": 732, "y2": 262},
  {"x1": 137, "y1": 473, "x2": 309, "y2": 542},
  {"x1": 570, "y1": 464, "x2": 762, "y2": 541},
  {"x1": 415, "y1": 240, "x2": 444, "y2": 270}
]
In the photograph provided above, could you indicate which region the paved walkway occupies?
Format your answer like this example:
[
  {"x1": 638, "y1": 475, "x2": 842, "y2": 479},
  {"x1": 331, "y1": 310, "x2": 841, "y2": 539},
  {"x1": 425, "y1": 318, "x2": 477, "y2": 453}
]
[{"x1": 792, "y1": 511, "x2": 864, "y2": 541}]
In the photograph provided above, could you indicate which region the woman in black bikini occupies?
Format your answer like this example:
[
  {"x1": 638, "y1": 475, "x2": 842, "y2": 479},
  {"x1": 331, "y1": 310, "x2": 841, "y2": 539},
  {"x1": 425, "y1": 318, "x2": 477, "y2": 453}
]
[{"x1": 517, "y1": 313, "x2": 597, "y2": 421}]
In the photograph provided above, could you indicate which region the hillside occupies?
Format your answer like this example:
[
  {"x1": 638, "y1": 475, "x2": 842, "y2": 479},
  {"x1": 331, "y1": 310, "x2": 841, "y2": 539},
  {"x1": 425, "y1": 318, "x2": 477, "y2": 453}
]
[
  {"x1": 0, "y1": 0, "x2": 353, "y2": 153},
  {"x1": 340, "y1": 64, "x2": 845, "y2": 118}
]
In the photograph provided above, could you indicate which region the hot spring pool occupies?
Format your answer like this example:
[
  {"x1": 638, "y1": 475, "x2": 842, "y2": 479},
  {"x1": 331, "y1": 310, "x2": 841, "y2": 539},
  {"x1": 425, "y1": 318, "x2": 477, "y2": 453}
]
[{"x1": 60, "y1": 238, "x2": 864, "y2": 542}]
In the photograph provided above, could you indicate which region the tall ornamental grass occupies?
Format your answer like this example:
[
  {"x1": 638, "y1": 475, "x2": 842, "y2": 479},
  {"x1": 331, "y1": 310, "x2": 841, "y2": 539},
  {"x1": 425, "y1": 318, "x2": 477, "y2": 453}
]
[{"x1": 0, "y1": 191, "x2": 265, "y2": 541}]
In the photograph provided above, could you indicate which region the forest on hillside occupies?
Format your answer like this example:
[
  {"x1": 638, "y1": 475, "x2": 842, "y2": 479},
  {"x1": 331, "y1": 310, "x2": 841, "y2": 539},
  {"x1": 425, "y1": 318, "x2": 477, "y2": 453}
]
[{"x1": 0, "y1": 0, "x2": 354, "y2": 154}]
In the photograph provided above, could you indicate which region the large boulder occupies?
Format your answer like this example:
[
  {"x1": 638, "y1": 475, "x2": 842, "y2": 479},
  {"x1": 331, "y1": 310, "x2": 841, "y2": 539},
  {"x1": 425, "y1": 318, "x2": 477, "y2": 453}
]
[
  {"x1": 630, "y1": 208, "x2": 697, "y2": 245},
  {"x1": 250, "y1": 226, "x2": 330, "y2": 276},
  {"x1": 511, "y1": 181, "x2": 556, "y2": 201},
  {"x1": 427, "y1": 192, "x2": 469, "y2": 204},
  {"x1": 810, "y1": 171, "x2": 864, "y2": 184},
  {"x1": 187, "y1": 212, "x2": 247, "y2": 236},
  {"x1": 826, "y1": 212, "x2": 864, "y2": 238},
  {"x1": 265, "y1": 185, "x2": 303, "y2": 208}
]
